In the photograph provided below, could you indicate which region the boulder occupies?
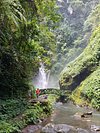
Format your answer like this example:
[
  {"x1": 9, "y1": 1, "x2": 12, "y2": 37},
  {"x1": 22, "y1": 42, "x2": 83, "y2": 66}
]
[
  {"x1": 42, "y1": 123, "x2": 75, "y2": 133},
  {"x1": 42, "y1": 123, "x2": 89, "y2": 133},
  {"x1": 22, "y1": 125, "x2": 42, "y2": 133},
  {"x1": 81, "y1": 111, "x2": 92, "y2": 118},
  {"x1": 77, "y1": 128, "x2": 89, "y2": 133},
  {"x1": 91, "y1": 125, "x2": 100, "y2": 132}
]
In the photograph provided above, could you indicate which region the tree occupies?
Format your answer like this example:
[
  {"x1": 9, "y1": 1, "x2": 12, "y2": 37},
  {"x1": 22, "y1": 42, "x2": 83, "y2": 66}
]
[{"x1": 0, "y1": 0, "x2": 59, "y2": 98}]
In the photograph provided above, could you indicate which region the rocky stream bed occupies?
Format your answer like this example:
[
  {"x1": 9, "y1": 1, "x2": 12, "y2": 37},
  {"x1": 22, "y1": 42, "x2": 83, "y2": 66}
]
[{"x1": 22, "y1": 101, "x2": 100, "y2": 133}]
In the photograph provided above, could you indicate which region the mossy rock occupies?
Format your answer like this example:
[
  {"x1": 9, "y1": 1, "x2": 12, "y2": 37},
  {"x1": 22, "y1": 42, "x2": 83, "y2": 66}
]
[
  {"x1": 59, "y1": 26, "x2": 100, "y2": 90},
  {"x1": 81, "y1": 67, "x2": 100, "y2": 110},
  {"x1": 71, "y1": 67, "x2": 100, "y2": 110}
]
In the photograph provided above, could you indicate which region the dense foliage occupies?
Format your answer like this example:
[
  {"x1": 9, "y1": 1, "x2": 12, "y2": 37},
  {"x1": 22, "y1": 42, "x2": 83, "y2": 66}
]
[
  {"x1": 0, "y1": 1, "x2": 100, "y2": 132},
  {"x1": 0, "y1": 1, "x2": 59, "y2": 132},
  {"x1": 81, "y1": 67, "x2": 100, "y2": 110},
  {"x1": 0, "y1": 99, "x2": 27, "y2": 121},
  {"x1": 0, "y1": 99, "x2": 52, "y2": 133},
  {"x1": 51, "y1": 0, "x2": 100, "y2": 76},
  {"x1": 0, "y1": 0, "x2": 59, "y2": 98},
  {"x1": 59, "y1": 26, "x2": 100, "y2": 109}
]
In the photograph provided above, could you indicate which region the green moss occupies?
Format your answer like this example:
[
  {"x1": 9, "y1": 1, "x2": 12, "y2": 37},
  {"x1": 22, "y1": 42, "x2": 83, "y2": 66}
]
[
  {"x1": 59, "y1": 26, "x2": 100, "y2": 90},
  {"x1": 59, "y1": 26, "x2": 100, "y2": 110},
  {"x1": 84, "y1": 4, "x2": 100, "y2": 32},
  {"x1": 81, "y1": 67, "x2": 100, "y2": 110},
  {"x1": 71, "y1": 67, "x2": 100, "y2": 110},
  {"x1": 71, "y1": 86, "x2": 85, "y2": 105}
]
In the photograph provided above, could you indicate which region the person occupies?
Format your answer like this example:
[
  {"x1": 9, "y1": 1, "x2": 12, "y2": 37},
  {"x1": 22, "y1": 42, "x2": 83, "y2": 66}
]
[
  {"x1": 28, "y1": 89, "x2": 32, "y2": 99},
  {"x1": 36, "y1": 88, "x2": 41, "y2": 98}
]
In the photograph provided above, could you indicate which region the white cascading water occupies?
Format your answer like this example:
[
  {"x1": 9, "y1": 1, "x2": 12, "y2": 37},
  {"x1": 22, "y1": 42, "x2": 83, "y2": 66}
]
[
  {"x1": 68, "y1": 5, "x2": 73, "y2": 15},
  {"x1": 34, "y1": 62, "x2": 50, "y2": 89}
]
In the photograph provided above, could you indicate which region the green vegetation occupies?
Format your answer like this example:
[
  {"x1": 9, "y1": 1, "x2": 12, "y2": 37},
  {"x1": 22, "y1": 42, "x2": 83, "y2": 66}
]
[
  {"x1": 71, "y1": 68, "x2": 100, "y2": 110},
  {"x1": 41, "y1": 89, "x2": 71, "y2": 103},
  {"x1": 0, "y1": 99, "x2": 52, "y2": 133},
  {"x1": 51, "y1": 0, "x2": 100, "y2": 76},
  {"x1": 0, "y1": 0, "x2": 59, "y2": 98},
  {"x1": 0, "y1": 99, "x2": 27, "y2": 121},
  {"x1": 0, "y1": 0, "x2": 100, "y2": 132},
  {"x1": 0, "y1": 99, "x2": 27, "y2": 133},
  {"x1": 58, "y1": 2, "x2": 100, "y2": 109},
  {"x1": 41, "y1": 89, "x2": 71, "y2": 98},
  {"x1": 60, "y1": 26, "x2": 100, "y2": 90},
  {"x1": 84, "y1": 4, "x2": 100, "y2": 32},
  {"x1": 81, "y1": 67, "x2": 100, "y2": 110},
  {"x1": 0, "y1": 0, "x2": 59, "y2": 132},
  {"x1": 59, "y1": 26, "x2": 100, "y2": 110}
]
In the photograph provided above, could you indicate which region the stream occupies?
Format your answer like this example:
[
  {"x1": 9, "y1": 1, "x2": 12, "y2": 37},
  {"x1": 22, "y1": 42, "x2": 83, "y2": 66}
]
[
  {"x1": 51, "y1": 102, "x2": 100, "y2": 132},
  {"x1": 22, "y1": 102, "x2": 100, "y2": 133}
]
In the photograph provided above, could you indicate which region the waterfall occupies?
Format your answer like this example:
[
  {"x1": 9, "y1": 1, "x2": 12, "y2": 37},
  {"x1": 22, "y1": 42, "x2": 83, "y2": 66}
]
[
  {"x1": 34, "y1": 62, "x2": 50, "y2": 89},
  {"x1": 68, "y1": 5, "x2": 73, "y2": 15},
  {"x1": 33, "y1": 62, "x2": 59, "y2": 89},
  {"x1": 58, "y1": 0, "x2": 64, "y2": 2}
]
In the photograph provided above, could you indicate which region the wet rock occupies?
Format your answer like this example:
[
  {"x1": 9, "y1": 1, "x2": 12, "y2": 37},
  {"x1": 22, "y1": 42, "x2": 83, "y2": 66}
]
[
  {"x1": 22, "y1": 125, "x2": 42, "y2": 133},
  {"x1": 54, "y1": 124, "x2": 75, "y2": 132},
  {"x1": 91, "y1": 125, "x2": 100, "y2": 132},
  {"x1": 74, "y1": 112, "x2": 82, "y2": 119},
  {"x1": 77, "y1": 128, "x2": 89, "y2": 133},
  {"x1": 84, "y1": 111, "x2": 92, "y2": 115},
  {"x1": 57, "y1": 95, "x2": 68, "y2": 103},
  {"x1": 29, "y1": 99, "x2": 38, "y2": 104},
  {"x1": 42, "y1": 123, "x2": 76, "y2": 133},
  {"x1": 41, "y1": 123, "x2": 55, "y2": 133},
  {"x1": 42, "y1": 123, "x2": 90, "y2": 133},
  {"x1": 81, "y1": 111, "x2": 92, "y2": 118},
  {"x1": 74, "y1": 111, "x2": 93, "y2": 118}
]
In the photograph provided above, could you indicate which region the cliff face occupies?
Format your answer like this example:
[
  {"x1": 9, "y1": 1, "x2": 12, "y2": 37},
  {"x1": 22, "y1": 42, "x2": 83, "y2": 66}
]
[{"x1": 59, "y1": 26, "x2": 100, "y2": 109}]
